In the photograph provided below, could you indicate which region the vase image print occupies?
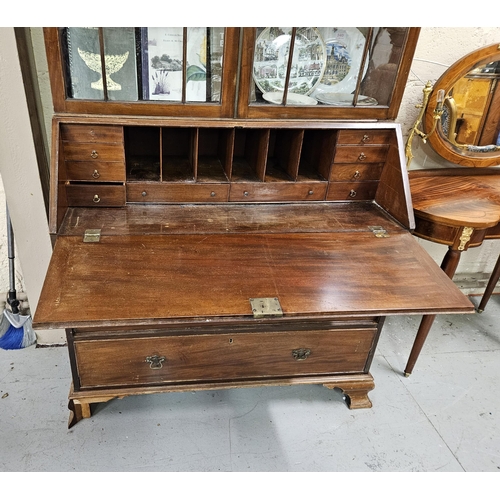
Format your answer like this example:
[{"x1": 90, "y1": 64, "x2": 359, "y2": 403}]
[{"x1": 77, "y1": 48, "x2": 129, "y2": 91}]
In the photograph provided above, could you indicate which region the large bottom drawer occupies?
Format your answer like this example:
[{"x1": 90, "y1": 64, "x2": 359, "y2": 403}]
[{"x1": 74, "y1": 327, "x2": 377, "y2": 389}]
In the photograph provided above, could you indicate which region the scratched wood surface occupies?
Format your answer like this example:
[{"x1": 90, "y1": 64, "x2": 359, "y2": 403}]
[
  {"x1": 58, "y1": 202, "x2": 405, "y2": 236},
  {"x1": 33, "y1": 229, "x2": 473, "y2": 330}
]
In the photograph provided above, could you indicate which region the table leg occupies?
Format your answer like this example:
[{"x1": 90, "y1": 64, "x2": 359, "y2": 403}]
[
  {"x1": 477, "y1": 253, "x2": 500, "y2": 312},
  {"x1": 404, "y1": 248, "x2": 462, "y2": 376}
]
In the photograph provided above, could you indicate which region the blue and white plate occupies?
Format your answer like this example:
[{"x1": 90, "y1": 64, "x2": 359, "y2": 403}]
[{"x1": 312, "y1": 28, "x2": 369, "y2": 98}]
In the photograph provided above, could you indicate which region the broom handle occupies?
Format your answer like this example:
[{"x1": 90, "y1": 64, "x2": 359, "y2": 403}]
[{"x1": 6, "y1": 204, "x2": 17, "y2": 304}]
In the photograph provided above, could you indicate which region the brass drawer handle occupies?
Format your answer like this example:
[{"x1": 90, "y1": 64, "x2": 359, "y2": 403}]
[
  {"x1": 145, "y1": 355, "x2": 166, "y2": 369},
  {"x1": 93, "y1": 194, "x2": 101, "y2": 203},
  {"x1": 349, "y1": 190, "x2": 357, "y2": 198},
  {"x1": 292, "y1": 348, "x2": 311, "y2": 361},
  {"x1": 91, "y1": 150, "x2": 99, "y2": 159},
  {"x1": 361, "y1": 134, "x2": 370, "y2": 143},
  {"x1": 358, "y1": 152, "x2": 367, "y2": 161},
  {"x1": 353, "y1": 170, "x2": 360, "y2": 179},
  {"x1": 92, "y1": 169, "x2": 100, "y2": 179}
]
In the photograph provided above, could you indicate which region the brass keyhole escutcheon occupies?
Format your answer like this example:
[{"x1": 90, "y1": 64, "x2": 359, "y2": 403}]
[
  {"x1": 145, "y1": 355, "x2": 166, "y2": 369},
  {"x1": 92, "y1": 169, "x2": 100, "y2": 179},
  {"x1": 292, "y1": 348, "x2": 311, "y2": 361},
  {"x1": 93, "y1": 194, "x2": 101, "y2": 203},
  {"x1": 349, "y1": 190, "x2": 357, "y2": 198},
  {"x1": 91, "y1": 150, "x2": 99, "y2": 159},
  {"x1": 361, "y1": 134, "x2": 370, "y2": 143},
  {"x1": 353, "y1": 170, "x2": 360, "y2": 179},
  {"x1": 358, "y1": 152, "x2": 367, "y2": 161}
]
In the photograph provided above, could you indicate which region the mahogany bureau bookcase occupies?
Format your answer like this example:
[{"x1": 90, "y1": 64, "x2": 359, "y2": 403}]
[{"x1": 33, "y1": 27, "x2": 473, "y2": 427}]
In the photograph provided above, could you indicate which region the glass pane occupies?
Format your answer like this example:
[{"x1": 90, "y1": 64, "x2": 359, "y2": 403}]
[
  {"x1": 185, "y1": 27, "x2": 225, "y2": 103},
  {"x1": 252, "y1": 26, "x2": 292, "y2": 103},
  {"x1": 141, "y1": 27, "x2": 184, "y2": 101},
  {"x1": 250, "y1": 27, "x2": 374, "y2": 108},
  {"x1": 62, "y1": 27, "x2": 139, "y2": 101},
  {"x1": 62, "y1": 27, "x2": 105, "y2": 100},
  {"x1": 207, "y1": 27, "x2": 225, "y2": 103},
  {"x1": 311, "y1": 27, "x2": 369, "y2": 106},
  {"x1": 359, "y1": 28, "x2": 410, "y2": 107},
  {"x1": 253, "y1": 27, "x2": 328, "y2": 104},
  {"x1": 60, "y1": 27, "x2": 225, "y2": 104},
  {"x1": 186, "y1": 28, "x2": 208, "y2": 102},
  {"x1": 101, "y1": 27, "x2": 139, "y2": 101}
]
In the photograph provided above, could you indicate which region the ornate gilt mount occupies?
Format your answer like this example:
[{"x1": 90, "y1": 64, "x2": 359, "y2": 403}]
[
  {"x1": 405, "y1": 81, "x2": 446, "y2": 169},
  {"x1": 458, "y1": 227, "x2": 474, "y2": 251}
]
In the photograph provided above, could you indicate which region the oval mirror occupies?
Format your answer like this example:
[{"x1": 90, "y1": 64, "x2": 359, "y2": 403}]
[{"x1": 425, "y1": 42, "x2": 500, "y2": 167}]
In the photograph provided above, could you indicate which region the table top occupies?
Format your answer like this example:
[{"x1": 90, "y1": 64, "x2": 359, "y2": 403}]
[{"x1": 410, "y1": 168, "x2": 500, "y2": 228}]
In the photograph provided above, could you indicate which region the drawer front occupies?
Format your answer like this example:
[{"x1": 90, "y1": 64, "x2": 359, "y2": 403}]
[
  {"x1": 337, "y1": 129, "x2": 393, "y2": 145},
  {"x1": 333, "y1": 145, "x2": 389, "y2": 164},
  {"x1": 330, "y1": 164, "x2": 384, "y2": 182},
  {"x1": 61, "y1": 124, "x2": 123, "y2": 143},
  {"x1": 229, "y1": 182, "x2": 327, "y2": 202},
  {"x1": 326, "y1": 181, "x2": 379, "y2": 201},
  {"x1": 63, "y1": 143, "x2": 125, "y2": 162},
  {"x1": 66, "y1": 161, "x2": 125, "y2": 182},
  {"x1": 74, "y1": 328, "x2": 377, "y2": 388},
  {"x1": 66, "y1": 184, "x2": 126, "y2": 207},
  {"x1": 127, "y1": 183, "x2": 230, "y2": 203}
]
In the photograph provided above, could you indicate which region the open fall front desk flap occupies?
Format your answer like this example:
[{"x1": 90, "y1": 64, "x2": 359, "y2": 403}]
[{"x1": 33, "y1": 231, "x2": 474, "y2": 330}]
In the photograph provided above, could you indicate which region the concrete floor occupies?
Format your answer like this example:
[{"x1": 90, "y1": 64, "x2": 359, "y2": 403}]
[{"x1": 1, "y1": 294, "x2": 500, "y2": 474}]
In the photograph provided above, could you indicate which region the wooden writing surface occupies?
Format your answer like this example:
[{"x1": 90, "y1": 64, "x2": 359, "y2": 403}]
[{"x1": 34, "y1": 227, "x2": 473, "y2": 330}]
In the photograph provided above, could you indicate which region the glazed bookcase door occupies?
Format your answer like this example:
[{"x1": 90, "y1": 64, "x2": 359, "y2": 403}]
[
  {"x1": 44, "y1": 27, "x2": 240, "y2": 118},
  {"x1": 237, "y1": 27, "x2": 420, "y2": 120}
]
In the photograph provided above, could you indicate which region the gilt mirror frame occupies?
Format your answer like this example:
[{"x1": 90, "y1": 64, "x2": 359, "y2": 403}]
[{"x1": 425, "y1": 42, "x2": 500, "y2": 167}]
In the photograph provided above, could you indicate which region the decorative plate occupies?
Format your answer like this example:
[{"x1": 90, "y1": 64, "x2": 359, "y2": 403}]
[
  {"x1": 262, "y1": 91, "x2": 318, "y2": 105},
  {"x1": 253, "y1": 27, "x2": 327, "y2": 96},
  {"x1": 311, "y1": 28, "x2": 369, "y2": 98},
  {"x1": 314, "y1": 92, "x2": 377, "y2": 106}
]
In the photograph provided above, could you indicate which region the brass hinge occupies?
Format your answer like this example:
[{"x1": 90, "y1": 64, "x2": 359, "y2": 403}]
[
  {"x1": 368, "y1": 226, "x2": 389, "y2": 238},
  {"x1": 83, "y1": 229, "x2": 101, "y2": 242},
  {"x1": 249, "y1": 297, "x2": 283, "y2": 318}
]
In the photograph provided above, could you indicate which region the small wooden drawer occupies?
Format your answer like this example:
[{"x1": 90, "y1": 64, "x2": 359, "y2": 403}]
[
  {"x1": 330, "y1": 164, "x2": 384, "y2": 182},
  {"x1": 66, "y1": 184, "x2": 126, "y2": 207},
  {"x1": 61, "y1": 124, "x2": 123, "y2": 143},
  {"x1": 127, "y1": 183, "x2": 230, "y2": 203},
  {"x1": 66, "y1": 161, "x2": 125, "y2": 182},
  {"x1": 74, "y1": 327, "x2": 377, "y2": 389},
  {"x1": 326, "y1": 181, "x2": 379, "y2": 201},
  {"x1": 63, "y1": 143, "x2": 125, "y2": 163},
  {"x1": 337, "y1": 129, "x2": 393, "y2": 145},
  {"x1": 333, "y1": 146, "x2": 389, "y2": 164},
  {"x1": 229, "y1": 182, "x2": 327, "y2": 202}
]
